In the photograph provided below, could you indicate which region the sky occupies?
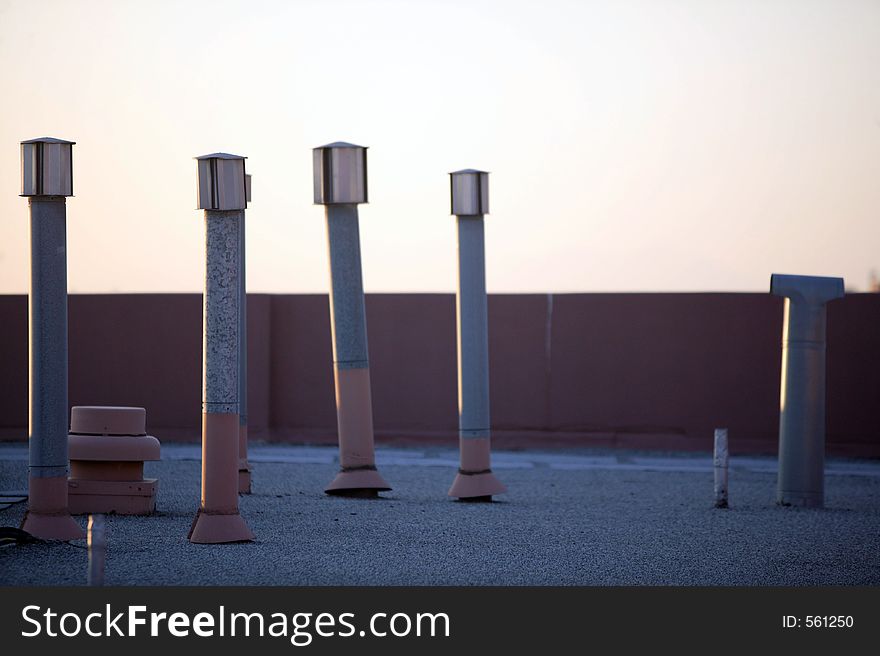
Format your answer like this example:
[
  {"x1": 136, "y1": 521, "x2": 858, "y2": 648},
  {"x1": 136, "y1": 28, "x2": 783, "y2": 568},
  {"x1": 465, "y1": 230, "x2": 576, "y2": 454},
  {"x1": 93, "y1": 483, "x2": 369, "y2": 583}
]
[{"x1": 0, "y1": 0, "x2": 878, "y2": 293}]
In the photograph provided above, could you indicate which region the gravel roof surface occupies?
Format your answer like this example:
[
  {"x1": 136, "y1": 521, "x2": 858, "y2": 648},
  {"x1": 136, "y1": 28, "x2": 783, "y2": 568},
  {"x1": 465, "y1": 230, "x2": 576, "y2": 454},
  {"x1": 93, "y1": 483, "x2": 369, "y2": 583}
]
[{"x1": 2, "y1": 444, "x2": 879, "y2": 586}]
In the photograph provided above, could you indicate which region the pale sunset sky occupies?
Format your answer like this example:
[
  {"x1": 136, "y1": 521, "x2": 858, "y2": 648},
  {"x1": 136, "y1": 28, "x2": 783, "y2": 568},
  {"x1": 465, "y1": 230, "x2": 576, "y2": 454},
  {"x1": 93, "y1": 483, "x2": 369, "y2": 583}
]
[{"x1": 0, "y1": 0, "x2": 878, "y2": 293}]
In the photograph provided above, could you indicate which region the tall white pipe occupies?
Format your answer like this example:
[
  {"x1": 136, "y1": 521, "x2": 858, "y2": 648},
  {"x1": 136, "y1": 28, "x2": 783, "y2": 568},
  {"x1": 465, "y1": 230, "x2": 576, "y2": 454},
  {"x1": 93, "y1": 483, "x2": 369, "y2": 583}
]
[
  {"x1": 448, "y1": 169, "x2": 506, "y2": 501},
  {"x1": 770, "y1": 273, "x2": 844, "y2": 508},
  {"x1": 20, "y1": 137, "x2": 84, "y2": 540}
]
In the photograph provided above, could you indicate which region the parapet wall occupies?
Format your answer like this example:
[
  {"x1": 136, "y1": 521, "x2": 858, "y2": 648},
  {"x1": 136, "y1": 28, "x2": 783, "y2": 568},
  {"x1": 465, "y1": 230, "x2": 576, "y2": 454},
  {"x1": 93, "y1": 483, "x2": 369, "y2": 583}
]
[{"x1": 0, "y1": 293, "x2": 877, "y2": 456}]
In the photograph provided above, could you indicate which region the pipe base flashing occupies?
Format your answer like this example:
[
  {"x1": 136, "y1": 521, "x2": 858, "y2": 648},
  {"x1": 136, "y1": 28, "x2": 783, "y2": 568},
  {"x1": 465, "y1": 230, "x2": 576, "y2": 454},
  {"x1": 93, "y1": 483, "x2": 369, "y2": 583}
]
[
  {"x1": 22, "y1": 475, "x2": 84, "y2": 539},
  {"x1": 325, "y1": 468, "x2": 391, "y2": 495},
  {"x1": 21, "y1": 512, "x2": 84, "y2": 541},
  {"x1": 448, "y1": 470, "x2": 507, "y2": 499},
  {"x1": 188, "y1": 508, "x2": 255, "y2": 544}
]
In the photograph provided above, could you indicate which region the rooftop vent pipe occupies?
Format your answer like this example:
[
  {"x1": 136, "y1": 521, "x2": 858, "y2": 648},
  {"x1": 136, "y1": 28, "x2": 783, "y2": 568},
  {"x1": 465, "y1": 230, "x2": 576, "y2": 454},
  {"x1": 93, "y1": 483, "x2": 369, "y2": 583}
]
[
  {"x1": 447, "y1": 169, "x2": 506, "y2": 501},
  {"x1": 19, "y1": 137, "x2": 84, "y2": 540},
  {"x1": 770, "y1": 273, "x2": 844, "y2": 508},
  {"x1": 313, "y1": 142, "x2": 391, "y2": 497},
  {"x1": 189, "y1": 153, "x2": 254, "y2": 543}
]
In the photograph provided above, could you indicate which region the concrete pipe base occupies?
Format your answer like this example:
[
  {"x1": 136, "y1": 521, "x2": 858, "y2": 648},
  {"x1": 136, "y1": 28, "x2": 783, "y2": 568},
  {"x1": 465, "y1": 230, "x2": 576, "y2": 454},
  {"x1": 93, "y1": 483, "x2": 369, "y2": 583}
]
[
  {"x1": 188, "y1": 508, "x2": 255, "y2": 544},
  {"x1": 448, "y1": 471, "x2": 507, "y2": 500},
  {"x1": 21, "y1": 475, "x2": 85, "y2": 540},
  {"x1": 325, "y1": 467, "x2": 391, "y2": 497},
  {"x1": 238, "y1": 424, "x2": 252, "y2": 495}
]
